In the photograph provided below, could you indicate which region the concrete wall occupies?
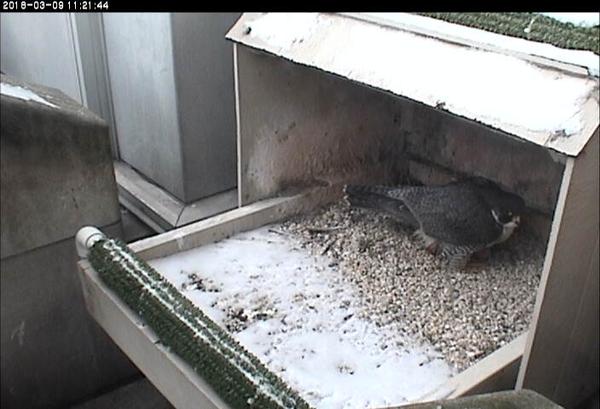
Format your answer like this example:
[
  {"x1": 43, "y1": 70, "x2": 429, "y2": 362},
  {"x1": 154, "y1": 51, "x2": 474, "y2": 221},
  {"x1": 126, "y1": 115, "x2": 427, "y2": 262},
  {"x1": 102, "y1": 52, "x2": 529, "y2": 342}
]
[{"x1": 0, "y1": 75, "x2": 138, "y2": 409}]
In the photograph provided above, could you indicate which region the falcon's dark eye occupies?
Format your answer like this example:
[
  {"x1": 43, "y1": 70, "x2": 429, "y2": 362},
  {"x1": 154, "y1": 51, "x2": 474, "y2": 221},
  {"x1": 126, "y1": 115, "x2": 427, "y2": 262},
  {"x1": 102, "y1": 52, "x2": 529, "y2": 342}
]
[{"x1": 496, "y1": 211, "x2": 513, "y2": 224}]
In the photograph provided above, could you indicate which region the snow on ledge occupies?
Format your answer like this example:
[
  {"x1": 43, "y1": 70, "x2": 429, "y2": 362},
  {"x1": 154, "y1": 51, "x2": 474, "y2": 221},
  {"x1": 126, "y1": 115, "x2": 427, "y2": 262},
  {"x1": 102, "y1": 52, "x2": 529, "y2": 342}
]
[
  {"x1": 150, "y1": 226, "x2": 454, "y2": 409},
  {"x1": 1, "y1": 82, "x2": 57, "y2": 108}
]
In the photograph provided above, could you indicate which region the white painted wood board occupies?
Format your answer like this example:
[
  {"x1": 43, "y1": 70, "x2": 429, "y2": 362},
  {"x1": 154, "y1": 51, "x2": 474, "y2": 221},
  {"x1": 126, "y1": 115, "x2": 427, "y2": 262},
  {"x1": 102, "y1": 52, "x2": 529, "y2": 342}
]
[
  {"x1": 80, "y1": 189, "x2": 531, "y2": 408},
  {"x1": 78, "y1": 260, "x2": 230, "y2": 409},
  {"x1": 517, "y1": 129, "x2": 599, "y2": 407}
]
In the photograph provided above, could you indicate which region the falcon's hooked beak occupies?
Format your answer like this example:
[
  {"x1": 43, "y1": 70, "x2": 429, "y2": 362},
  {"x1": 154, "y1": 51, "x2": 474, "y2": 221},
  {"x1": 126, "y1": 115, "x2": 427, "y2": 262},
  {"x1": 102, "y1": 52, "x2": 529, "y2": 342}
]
[
  {"x1": 507, "y1": 215, "x2": 520, "y2": 228},
  {"x1": 491, "y1": 210, "x2": 521, "y2": 244}
]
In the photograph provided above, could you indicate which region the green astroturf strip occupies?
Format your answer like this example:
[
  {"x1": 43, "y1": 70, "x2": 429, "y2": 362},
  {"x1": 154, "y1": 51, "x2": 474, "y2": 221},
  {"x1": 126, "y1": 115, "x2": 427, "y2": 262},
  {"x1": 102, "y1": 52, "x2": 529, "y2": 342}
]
[
  {"x1": 417, "y1": 13, "x2": 599, "y2": 55},
  {"x1": 88, "y1": 238, "x2": 313, "y2": 409}
]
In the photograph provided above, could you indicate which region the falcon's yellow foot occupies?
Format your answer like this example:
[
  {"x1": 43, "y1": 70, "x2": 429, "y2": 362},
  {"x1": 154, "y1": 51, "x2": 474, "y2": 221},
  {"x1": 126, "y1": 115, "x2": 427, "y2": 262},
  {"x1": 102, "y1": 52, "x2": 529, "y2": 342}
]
[
  {"x1": 471, "y1": 248, "x2": 491, "y2": 262},
  {"x1": 425, "y1": 241, "x2": 440, "y2": 255},
  {"x1": 465, "y1": 259, "x2": 488, "y2": 272}
]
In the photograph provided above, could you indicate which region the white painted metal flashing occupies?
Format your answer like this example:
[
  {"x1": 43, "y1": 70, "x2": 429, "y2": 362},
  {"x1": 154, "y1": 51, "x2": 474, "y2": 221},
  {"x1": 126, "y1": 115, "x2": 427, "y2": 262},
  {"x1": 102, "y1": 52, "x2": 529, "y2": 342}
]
[{"x1": 226, "y1": 13, "x2": 599, "y2": 157}]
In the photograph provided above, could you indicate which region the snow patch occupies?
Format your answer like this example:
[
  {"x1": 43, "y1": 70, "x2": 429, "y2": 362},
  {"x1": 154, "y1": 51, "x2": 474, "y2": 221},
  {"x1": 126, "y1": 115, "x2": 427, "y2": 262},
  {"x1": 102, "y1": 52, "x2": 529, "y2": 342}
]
[
  {"x1": 541, "y1": 13, "x2": 599, "y2": 27},
  {"x1": 359, "y1": 13, "x2": 599, "y2": 75},
  {"x1": 329, "y1": 19, "x2": 591, "y2": 135},
  {"x1": 150, "y1": 226, "x2": 454, "y2": 409},
  {"x1": 0, "y1": 83, "x2": 57, "y2": 108},
  {"x1": 248, "y1": 13, "x2": 327, "y2": 51}
]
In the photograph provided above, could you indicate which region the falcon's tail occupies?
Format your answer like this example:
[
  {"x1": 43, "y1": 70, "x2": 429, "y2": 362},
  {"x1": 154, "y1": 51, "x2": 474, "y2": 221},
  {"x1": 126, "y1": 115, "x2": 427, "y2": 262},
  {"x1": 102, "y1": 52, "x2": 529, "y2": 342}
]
[{"x1": 343, "y1": 185, "x2": 417, "y2": 227}]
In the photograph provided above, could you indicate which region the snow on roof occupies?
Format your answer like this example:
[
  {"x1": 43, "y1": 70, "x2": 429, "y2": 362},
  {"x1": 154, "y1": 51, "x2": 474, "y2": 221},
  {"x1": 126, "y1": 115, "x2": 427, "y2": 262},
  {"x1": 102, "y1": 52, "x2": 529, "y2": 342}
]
[
  {"x1": 413, "y1": 13, "x2": 599, "y2": 56},
  {"x1": 359, "y1": 13, "x2": 600, "y2": 74},
  {"x1": 541, "y1": 12, "x2": 599, "y2": 27},
  {"x1": 227, "y1": 13, "x2": 599, "y2": 157}
]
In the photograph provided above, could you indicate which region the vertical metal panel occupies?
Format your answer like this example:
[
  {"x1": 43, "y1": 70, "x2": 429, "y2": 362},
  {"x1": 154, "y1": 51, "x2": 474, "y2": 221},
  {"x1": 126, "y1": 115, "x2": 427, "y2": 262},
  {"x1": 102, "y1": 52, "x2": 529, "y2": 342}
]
[
  {"x1": 0, "y1": 13, "x2": 82, "y2": 103},
  {"x1": 233, "y1": 43, "x2": 243, "y2": 207},
  {"x1": 171, "y1": 13, "x2": 240, "y2": 203},
  {"x1": 73, "y1": 13, "x2": 120, "y2": 158},
  {"x1": 103, "y1": 13, "x2": 185, "y2": 200}
]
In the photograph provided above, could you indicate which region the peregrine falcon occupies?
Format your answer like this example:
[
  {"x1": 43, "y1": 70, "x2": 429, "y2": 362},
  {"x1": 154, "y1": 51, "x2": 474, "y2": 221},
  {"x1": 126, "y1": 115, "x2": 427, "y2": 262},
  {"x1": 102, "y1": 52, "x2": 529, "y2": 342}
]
[{"x1": 344, "y1": 178, "x2": 525, "y2": 270}]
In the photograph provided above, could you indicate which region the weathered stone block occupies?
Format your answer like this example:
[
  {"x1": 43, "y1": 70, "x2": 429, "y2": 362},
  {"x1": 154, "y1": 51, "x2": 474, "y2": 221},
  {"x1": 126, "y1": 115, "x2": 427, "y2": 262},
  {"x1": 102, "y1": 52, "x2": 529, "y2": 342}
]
[
  {"x1": 1, "y1": 74, "x2": 120, "y2": 258},
  {"x1": 1, "y1": 74, "x2": 137, "y2": 409}
]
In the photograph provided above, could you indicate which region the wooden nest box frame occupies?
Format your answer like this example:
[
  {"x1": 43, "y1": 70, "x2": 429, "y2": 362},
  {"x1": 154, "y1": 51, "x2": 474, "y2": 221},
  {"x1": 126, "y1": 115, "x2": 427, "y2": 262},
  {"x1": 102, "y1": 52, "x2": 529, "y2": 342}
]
[{"x1": 79, "y1": 13, "x2": 599, "y2": 409}]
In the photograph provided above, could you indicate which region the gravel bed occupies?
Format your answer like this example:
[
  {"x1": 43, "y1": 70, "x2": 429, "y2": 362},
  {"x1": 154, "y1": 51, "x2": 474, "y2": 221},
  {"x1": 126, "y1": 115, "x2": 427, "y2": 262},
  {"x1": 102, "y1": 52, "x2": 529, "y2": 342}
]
[{"x1": 280, "y1": 201, "x2": 544, "y2": 371}]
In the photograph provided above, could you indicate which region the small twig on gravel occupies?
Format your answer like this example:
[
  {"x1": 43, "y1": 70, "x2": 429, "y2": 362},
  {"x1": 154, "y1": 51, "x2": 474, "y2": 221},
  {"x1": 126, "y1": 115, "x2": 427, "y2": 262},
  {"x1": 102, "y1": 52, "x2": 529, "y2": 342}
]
[
  {"x1": 321, "y1": 238, "x2": 336, "y2": 255},
  {"x1": 268, "y1": 228, "x2": 291, "y2": 236},
  {"x1": 306, "y1": 226, "x2": 345, "y2": 234}
]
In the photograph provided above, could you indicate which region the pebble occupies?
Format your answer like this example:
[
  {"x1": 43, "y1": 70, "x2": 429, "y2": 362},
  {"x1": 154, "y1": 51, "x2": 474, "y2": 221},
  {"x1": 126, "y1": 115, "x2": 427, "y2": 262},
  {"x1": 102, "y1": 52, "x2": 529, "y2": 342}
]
[{"x1": 281, "y1": 201, "x2": 544, "y2": 371}]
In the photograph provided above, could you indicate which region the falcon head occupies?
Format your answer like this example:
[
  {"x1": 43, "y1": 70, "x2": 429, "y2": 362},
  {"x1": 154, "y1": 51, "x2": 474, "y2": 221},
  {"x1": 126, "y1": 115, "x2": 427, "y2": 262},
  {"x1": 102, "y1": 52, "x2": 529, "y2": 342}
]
[
  {"x1": 488, "y1": 191, "x2": 525, "y2": 224},
  {"x1": 491, "y1": 207, "x2": 520, "y2": 228},
  {"x1": 466, "y1": 177, "x2": 526, "y2": 243},
  {"x1": 488, "y1": 191, "x2": 525, "y2": 244}
]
